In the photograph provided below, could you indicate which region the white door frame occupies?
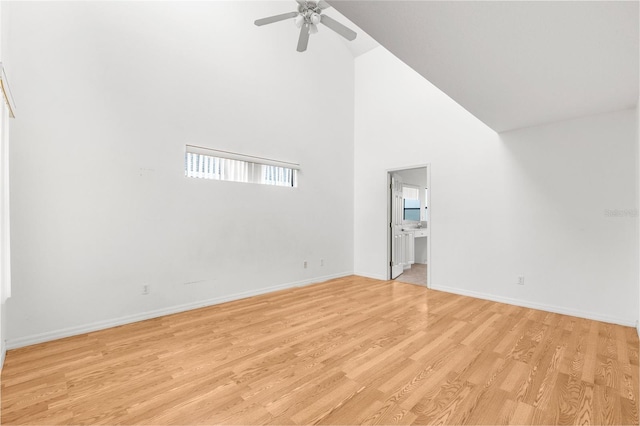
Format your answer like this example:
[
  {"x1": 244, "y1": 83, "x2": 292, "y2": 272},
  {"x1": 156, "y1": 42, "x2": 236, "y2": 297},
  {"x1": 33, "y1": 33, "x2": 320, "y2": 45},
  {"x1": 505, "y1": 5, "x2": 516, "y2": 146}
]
[{"x1": 386, "y1": 164, "x2": 431, "y2": 288}]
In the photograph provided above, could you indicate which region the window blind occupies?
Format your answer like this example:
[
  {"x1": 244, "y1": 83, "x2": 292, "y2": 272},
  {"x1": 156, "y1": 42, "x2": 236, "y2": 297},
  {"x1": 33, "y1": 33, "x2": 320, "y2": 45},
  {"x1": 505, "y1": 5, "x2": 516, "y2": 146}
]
[{"x1": 185, "y1": 145, "x2": 298, "y2": 188}]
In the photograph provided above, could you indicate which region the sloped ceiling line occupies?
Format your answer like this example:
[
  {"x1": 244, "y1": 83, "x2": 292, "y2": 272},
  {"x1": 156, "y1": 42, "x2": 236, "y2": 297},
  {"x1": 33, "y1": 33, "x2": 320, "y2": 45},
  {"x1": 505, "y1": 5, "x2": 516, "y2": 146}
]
[{"x1": 332, "y1": 0, "x2": 639, "y2": 132}]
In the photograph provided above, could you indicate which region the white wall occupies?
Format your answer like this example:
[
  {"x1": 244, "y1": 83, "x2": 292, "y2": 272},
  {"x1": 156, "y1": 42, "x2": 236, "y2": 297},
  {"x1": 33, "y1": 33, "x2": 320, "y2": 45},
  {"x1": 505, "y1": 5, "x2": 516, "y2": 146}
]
[
  {"x1": 355, "y1": 47, "x2": 639, "y2": 326},
  {"x1": 4, "y1": 1, "x2": 354, "y2": 347}
]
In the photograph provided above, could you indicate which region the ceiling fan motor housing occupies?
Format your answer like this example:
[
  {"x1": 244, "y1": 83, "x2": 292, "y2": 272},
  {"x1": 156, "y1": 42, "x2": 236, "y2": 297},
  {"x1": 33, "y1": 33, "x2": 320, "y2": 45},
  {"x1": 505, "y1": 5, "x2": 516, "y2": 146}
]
[{"x1": 298, "y1": 1, "x2": 323, "y2": 25}]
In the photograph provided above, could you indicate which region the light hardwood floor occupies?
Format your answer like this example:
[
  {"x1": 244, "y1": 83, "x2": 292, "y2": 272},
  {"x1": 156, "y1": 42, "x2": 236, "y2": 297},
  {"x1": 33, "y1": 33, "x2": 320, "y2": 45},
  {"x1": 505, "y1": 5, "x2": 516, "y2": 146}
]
[{"x1": 1, "y1": 276, "x2": 638, "y2": 425}]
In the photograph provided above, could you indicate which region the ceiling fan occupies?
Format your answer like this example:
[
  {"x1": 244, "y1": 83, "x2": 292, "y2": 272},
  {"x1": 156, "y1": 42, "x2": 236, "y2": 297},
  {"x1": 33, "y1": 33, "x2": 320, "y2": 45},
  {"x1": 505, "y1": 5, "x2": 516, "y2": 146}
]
[{"x1": 254, "y1": 0, "x2": 357, "y2": 52}]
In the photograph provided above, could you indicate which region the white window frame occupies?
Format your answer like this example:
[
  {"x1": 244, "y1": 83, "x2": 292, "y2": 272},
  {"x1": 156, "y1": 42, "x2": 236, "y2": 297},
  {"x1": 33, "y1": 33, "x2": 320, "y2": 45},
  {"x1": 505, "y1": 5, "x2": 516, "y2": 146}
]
[{"x1": 185, "y1": 144, "x2": 299, "y2": 188}]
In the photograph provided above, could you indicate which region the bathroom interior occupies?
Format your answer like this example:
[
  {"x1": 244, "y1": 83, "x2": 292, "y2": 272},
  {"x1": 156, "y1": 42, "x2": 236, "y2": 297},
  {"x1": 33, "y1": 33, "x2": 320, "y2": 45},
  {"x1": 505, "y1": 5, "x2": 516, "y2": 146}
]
[{"x1": 390, "y1": 166, "x2": 429, "y2": 286}]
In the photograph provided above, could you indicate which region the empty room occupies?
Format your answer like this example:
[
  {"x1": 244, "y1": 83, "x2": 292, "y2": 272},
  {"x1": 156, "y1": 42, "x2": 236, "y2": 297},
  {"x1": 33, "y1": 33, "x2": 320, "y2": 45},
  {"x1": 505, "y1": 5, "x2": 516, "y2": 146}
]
[{"x1": 0, "y1": 0, "x2": 638, "y2": 424}]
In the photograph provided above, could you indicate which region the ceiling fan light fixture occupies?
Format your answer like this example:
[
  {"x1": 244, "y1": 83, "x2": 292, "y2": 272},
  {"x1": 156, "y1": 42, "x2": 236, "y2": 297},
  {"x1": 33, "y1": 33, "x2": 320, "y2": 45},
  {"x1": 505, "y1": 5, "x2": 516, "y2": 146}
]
[{"x1": 255, "y1": 0, "x2": 358, "y2": 52}]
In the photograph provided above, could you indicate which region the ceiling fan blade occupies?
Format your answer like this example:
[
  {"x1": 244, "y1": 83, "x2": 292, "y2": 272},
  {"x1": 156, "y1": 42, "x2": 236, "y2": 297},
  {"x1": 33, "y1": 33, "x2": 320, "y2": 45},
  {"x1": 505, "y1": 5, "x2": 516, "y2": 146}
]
[
  {"x1": 318, "y1": 1, "x2": 331, "y2": 10},
  {"x1": 320, "y1": 15, "x2": 357, "y2": 41},
  {"x1": 254, "y1": 11, "x2": 298, "y2": 26},
  {"x1": 297, "y1": 23, "x2": 310, "y2": 52}
]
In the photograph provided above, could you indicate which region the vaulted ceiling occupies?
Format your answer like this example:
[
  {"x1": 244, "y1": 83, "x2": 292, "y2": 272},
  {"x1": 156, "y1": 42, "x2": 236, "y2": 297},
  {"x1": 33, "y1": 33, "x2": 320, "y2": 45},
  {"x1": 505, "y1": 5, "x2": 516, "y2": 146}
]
[{"x1": 332, "y1": 0, "x2": 639, "y2": 132}]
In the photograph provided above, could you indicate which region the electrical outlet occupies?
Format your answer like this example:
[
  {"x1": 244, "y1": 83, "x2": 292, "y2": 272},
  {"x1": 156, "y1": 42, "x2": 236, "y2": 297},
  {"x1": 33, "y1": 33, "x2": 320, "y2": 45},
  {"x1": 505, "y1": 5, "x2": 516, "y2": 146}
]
[
  {"x1": 142, "y1": 284, "x2": 150, "y2": 295},
  {"x1": 303, "y1": 261, "x2": 308, "y2": 269},
  {"x1": 517, "y1": 276, "x2": 525, "y2": 286}
]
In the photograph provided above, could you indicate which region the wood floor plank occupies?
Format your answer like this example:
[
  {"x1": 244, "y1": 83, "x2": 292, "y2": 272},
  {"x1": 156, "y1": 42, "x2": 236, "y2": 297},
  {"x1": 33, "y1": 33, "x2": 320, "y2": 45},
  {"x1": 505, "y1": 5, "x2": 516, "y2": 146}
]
[
  {"x1": 582, "y1": 320, "x2": 600, "y2": 384},
  {"x1": 1, "y1": 276, "x2": 638, "y2": 425},
  {"x1": 410, "y1": 378, "x2": 476, "y2": 424},
  {"x1": 508, "y1": 401, "x2": 535, "y2": 425},
  {"x1": 543, "y1": 372, "x2": 582, "y2": 425},
  {"x1": 312, "y1": 385, "x2": 384, "y2": 425},
  {"x1": 593, "y1": 384, "x2": 622, "y2": 426},
  {"x1": 361, "y1": 401, "x2": 418, "y2": 425}
]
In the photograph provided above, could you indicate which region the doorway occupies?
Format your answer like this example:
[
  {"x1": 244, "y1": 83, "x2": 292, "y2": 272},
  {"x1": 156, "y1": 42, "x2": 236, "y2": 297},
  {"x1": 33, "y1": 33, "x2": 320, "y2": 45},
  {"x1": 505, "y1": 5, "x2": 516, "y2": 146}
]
[{"x1": 387, "y1": 165, "x2": 430, "y2": 287}]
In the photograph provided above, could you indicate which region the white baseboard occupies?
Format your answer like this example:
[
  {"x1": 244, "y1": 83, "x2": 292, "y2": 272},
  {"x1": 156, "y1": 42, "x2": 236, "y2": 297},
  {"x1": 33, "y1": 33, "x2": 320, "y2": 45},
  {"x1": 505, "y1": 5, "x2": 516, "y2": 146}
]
[
  {"x1": 431, "y1": 284, "x2": 637, "y2": 328},
  {"x1": 6, "y1": 271, "x2": 353, "y2": 350},
  {"x1": 636, "y1": 320, "x2": 639, "y2": 338},
  {"x1": 353, "y1": 271, "x2": 388, "y2": 281}
]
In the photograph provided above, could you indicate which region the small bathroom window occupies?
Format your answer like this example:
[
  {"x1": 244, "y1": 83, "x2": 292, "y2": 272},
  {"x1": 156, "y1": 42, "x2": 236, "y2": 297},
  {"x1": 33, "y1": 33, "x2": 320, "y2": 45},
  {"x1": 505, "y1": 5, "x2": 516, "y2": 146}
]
[{"x1": 402, "y1": 185, "x2": 420, "y2": 221}]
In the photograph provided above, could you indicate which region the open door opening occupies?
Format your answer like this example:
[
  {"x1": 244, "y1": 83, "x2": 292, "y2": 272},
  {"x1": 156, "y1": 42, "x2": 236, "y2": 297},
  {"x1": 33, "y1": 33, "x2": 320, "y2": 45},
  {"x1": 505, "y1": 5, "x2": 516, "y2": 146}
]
[
  {"x1": 388, "y1": 166, "x2": 430, "y2": 287},
  {"x1": 390, "y1": 172, "x2": 404, "y2": 280}
]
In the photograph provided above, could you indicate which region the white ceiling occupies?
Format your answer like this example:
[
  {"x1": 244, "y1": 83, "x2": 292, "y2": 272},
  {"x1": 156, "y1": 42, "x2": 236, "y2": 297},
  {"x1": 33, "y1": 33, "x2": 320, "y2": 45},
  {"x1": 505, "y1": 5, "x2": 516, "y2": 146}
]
[
  {"x1": 331, "y1": 0, "x2": 639, "y2": 132},
  {"x1": 323, "y1": 6, "x2": 379, "y2": 57}
]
